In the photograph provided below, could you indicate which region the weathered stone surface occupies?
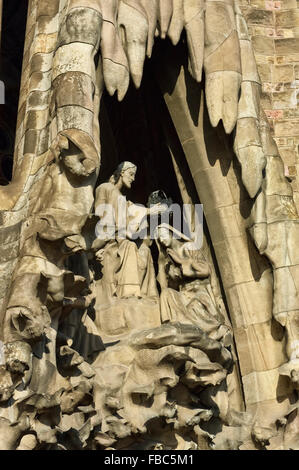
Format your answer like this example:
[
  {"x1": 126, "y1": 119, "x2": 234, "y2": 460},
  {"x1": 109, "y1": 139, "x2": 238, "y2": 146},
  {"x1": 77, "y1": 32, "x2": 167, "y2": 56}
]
[
  {"x1": 275, "y1": 38, "x2": 299, "y2": 54},
  {"x1": 0, "y1": 0, "x2": 299, "y2": 452},
  {"x1": 273, "y1": 64, "x2": 294, "y2": 82},
  {"x1": 57, "y1": 7, "x2": 102, "y2": 48},
  {"x1": 246, "y1": 9, "x2": 274, "y2": 25},
  {"x1": 275, "y1": 119, "x2": 299, "y2": 136},
  {"x1": 276, "y1": 9, "x2": 299, "y2": 27},
  {"x1": 242, "y1": 369, "x2": 294, "y2": 404},
  {"x1": 252, "y1": 36, "x2": 275, "y2": 54},
  {"x1": 234, "y1": 320, "x2": 286, "y2": 375}
]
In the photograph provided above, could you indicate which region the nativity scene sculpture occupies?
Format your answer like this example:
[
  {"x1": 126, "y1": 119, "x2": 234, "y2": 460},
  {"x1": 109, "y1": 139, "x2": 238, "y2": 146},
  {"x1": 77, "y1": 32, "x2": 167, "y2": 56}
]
[{"x1": 0, "y1": 0, "x2": 298, "y2": 451}]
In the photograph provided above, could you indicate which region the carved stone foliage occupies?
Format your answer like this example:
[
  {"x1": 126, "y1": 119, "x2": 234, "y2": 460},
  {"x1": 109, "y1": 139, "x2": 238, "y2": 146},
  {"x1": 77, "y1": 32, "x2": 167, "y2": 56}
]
[{"x1": 0, "y1": 0, "x2": 298, "y2": 451}]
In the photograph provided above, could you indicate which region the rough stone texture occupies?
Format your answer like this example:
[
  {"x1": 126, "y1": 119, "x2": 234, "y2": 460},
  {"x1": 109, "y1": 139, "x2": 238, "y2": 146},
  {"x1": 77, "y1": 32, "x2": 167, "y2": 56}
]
[{"x1": 240, "y1": 0, "x2": 299, "y2": 209}]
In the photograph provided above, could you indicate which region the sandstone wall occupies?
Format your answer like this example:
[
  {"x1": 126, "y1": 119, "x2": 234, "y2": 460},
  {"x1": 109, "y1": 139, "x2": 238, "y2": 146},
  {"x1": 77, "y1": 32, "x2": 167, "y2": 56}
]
[{"x1": 241, "y1": 0, "x2": 299, "y2": 208}]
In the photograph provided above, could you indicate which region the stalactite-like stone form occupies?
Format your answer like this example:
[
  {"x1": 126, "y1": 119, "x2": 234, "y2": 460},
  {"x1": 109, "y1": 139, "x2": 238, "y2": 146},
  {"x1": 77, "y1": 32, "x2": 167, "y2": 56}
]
[
  {"x1": 117, "y1": 1, "x2": 148, "y2": 88},
  {"x1": 157, "y1": 0, "x2": 173, "y2": 39},
  {"x1": 168, "y1": 0, "x2": 184, "y2": 46},
  {"x1": 98, "y1": 0, "x2": 130, "y2": 101},
  {"x1": 184, "y1": 0, "x2": 204, "y2": 82},
  {"x1": 234, "y1": 5, "x2": 265, "y2": 199},
  {"x1": 204, "y1": 1, "x2": 241, "y2": 133}
]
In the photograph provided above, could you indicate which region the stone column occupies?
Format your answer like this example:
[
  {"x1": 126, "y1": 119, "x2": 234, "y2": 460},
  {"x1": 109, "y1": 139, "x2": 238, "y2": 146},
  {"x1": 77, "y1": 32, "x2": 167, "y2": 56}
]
[{"x1": 154, "y1": 42, "x2": 295, "y2": 425}]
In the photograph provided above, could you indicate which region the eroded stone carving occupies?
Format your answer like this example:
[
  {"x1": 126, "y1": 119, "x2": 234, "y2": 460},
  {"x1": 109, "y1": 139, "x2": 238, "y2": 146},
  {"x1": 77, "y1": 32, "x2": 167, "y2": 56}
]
[{"x1": 0, "y1": 0, "x2": 298, "y2": 451}]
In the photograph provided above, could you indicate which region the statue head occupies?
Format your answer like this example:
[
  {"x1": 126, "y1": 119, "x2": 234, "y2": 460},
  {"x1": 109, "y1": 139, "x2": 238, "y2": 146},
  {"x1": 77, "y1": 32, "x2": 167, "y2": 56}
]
[
  {"x1": 166, "y1": 263, "x2": 182, "y2": 281},
  {"x1": 156, "y1": 225, "x2": 173, "y2": 248},
  {"x1": 110, "y1": 161, "x2": 137, "y2": 189},
  {"x1": 147, "y1": 190, "x2": 169, "y2": 207},
  {"x1": 155, "y1": 223, "x2": 191, "y2": 248}
]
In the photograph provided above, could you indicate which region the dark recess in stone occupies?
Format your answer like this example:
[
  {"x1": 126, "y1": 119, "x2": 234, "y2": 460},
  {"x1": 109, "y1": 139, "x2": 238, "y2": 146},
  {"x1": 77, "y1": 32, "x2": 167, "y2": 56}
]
[{"x1": 0, "y1": 0, "x2": 28, "y2": 183}]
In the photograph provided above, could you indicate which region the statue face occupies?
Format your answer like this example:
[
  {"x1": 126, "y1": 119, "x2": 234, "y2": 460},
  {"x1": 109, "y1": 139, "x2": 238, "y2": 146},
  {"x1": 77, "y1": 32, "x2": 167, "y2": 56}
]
[
  {"x1": 121, "y1": 168, "x2": 136, "y2": 189},
  {"x1": 158, "y1": 227, "x2": 172, "y2": 247},
  {"x1": 168, "y1": 264, "x2": 181, "y2": 281}
]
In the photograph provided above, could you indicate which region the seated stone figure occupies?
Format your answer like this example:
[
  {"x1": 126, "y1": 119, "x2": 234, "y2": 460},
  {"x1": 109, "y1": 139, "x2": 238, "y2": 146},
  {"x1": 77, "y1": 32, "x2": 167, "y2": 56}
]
[
  {"x1": 155, "y1": 223, "x2": 231, "y2": 344},
  {"x1": 94, "y1": 161, "x2": 167, "y2": 302},
  {"x1": 92, "y1": 162, "x2": 167, "y2": 340}
]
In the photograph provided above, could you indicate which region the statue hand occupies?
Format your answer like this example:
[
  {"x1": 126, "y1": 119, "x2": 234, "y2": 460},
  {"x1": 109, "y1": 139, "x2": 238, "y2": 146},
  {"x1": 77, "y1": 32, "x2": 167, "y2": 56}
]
[
  {"x1": 95, "y1": 248, "x2": 105, "y2": 262},
  {"x1": 149, "y1": 202, "x2": 168, "y2": 215},
  {"x1": 92, "y1": 237, "x2": 109, "y2": 251},
  {"x1": 167, "y1": 248, "x2": 182, "y2": 265}
]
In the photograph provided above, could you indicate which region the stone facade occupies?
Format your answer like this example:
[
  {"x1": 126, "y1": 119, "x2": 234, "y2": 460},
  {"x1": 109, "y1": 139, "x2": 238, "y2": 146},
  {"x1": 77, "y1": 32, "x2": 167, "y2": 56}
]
[
  {"x1": 0, "y1": 0, "x2": 298, "y2": 451},
  {"x1": 242, "y1": 0, "x2": 299, "y2": 208}
]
